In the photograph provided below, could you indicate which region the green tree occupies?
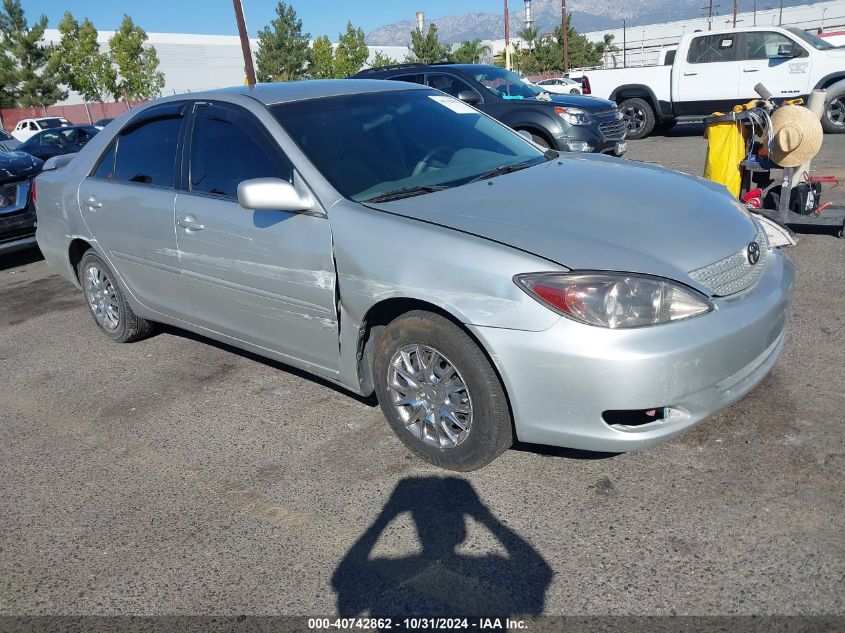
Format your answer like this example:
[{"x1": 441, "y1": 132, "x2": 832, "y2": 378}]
[
  {"x1": 0, "y1": 0, "x2": 66, "y2": 107},
  {"x1": 407, "y1": 24, "x2": 450, "y2": 64},
  {"x1": 52, "y1": 12, "x2": 115, "y2": 102},
  {"x1": 308, "y1": 35, "x2": 334, "y2": 79},
  {"x1": 369, "y1": 51, "x2": 398, "y2": 68},
  {"x1": 554, "y1": 16, "x2": 602, "y2": 69},
  {"x1": 450, "y1": 39, "x2": 490, "y2": 64},
  {"x1": 256, "y1": 2, "x2": 310, "y2": 82},
  {"x1": 109, "y1": 15, "x2": 164, "y2": 101},
  {"x1": 517, "y1": 26, "x2": 539, "y2": 51},
  {"x1": 334, "y1": 21, "x2": 368, "y2": 77}
]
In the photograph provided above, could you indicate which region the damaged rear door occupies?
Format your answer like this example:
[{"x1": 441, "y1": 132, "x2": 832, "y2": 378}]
[{"x1": 175, "y1": 100, "x2": 339, "y2": 371}]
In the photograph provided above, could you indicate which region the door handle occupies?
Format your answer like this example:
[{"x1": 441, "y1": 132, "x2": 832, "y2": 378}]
[
  {"x1": 177, "y1": 215, "x2": 204, "y2": 231},
  {"x1": 683, "y1": 71, "x2": 698, "y2": 76},
  {"x1": 743, "y1": 68, "x2": 760, "y2": 73},
  {"x1": 85, "y1": 195, "x2": 102, "y2": 209}
]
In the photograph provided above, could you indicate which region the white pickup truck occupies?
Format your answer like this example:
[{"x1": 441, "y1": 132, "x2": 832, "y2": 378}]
[{"x1": 581, "y1": 26, "x2": 845, "y2": 139}]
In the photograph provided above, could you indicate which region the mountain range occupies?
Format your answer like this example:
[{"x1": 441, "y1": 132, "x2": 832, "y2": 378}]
[{"x1": 365, "y1": 0, "x2": 809, "y2": 45}]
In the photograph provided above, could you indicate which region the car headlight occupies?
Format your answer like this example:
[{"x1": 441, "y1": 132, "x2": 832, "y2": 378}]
[
  {"x1": 554, "y1": 106, "x2": 593, "y2": 126},
  {"x1": 514, "y1": 272, "x2": 714, "y2": 328}
]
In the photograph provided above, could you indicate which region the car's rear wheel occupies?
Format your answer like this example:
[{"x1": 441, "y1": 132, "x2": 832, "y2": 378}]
[
  {"x1": 822, "y1": 95, "x2": 845, "y2": 134},
  {"x1": 619, "y1": 97, "x2": 656, "y2": 140},
  {"x1": 373, "y1": 310, "x2": 512, "y2": 471},
  {"x1": 78, "y1": 250, "x2": 153, "y2": 343}
]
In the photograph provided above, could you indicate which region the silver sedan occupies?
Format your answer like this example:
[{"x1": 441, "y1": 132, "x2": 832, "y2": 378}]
[{"x1": 35, "y1": 80, "x2": 793, "y2": 471}]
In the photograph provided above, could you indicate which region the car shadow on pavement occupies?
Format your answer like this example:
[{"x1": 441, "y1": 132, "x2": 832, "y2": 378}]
[
  {"x1": 0, "y1": 247, "x2": 43, "y2": 271},
  {"x1": 157, "y1": 324, "x2": 379, "y2": 407},
  {"x1": 332, "y1": 476, "x2": 552, "y2": 621},
  {"x1": 511, "y1": 442, "x2": 619, "y2": 460}
]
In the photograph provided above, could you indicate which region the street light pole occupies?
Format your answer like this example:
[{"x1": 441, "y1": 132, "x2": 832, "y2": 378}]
[
  {"x1": 504, "y1": 0, "x2": 511, "y2": 70},
  {"x1": 732, "y1": 0, "x2": 738, "y2": 27},
  {"x1": 233, "y1": 0, "x2": 256, "y2": 86}
]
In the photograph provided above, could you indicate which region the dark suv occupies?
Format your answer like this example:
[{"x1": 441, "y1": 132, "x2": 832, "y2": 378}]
[
  {"x1": 353, "y1": 63, "x2": 627, "y2": 156},
  {"x1": 0, "y1": 150, "x2": 43, "y2": 255}
]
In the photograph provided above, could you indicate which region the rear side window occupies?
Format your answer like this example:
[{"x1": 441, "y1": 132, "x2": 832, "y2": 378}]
[
  {"x1": 687, "y1": 35, "x2": 738, "y2": 63},
  {"x1": 114, "y1": 116, "x2": 182, "y2": 187},
  {"x1": 188, "y1": 103, "x2": 291, "y2": 199}
]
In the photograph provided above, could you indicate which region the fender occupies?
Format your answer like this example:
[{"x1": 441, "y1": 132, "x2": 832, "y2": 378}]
[
  {"x1": 498, "y1": 106, "x2": 565, "y2": 141},
  {"x1": 814, "y1": 72, "x2": 845, "y2": 91},
  {"x1": 608, "y1": 84, "x2": 668, "y2": 118}
]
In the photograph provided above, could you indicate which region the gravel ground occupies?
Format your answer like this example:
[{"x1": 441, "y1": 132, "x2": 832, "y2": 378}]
[{"x1": 0, "y1": 133, "x2": 843, "y2": 620}]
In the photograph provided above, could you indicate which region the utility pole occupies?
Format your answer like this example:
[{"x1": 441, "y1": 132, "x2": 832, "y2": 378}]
[
  {"x1": 504, "y1": 0, "x2": 511, "y2": 70},
  {"x1": 753, "y1": 0, "x2": 757, "y2": 26},
  {"x1": 561, "y1": 0, "x2": 569, "y2": 72},
  {"x1": 732, "y1": 0, "x2": 738, "y2": 27},
  {"x1": 233, "y1": 0, "x2": 256, "y2": 86},
  {"x1": 779, "y1": 0, "x2": 783, "y2": 25}
]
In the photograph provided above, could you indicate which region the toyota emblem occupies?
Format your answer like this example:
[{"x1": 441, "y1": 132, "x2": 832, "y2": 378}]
[{"x1": 747, "y1": 241, "x2": 761, "y2": 265}]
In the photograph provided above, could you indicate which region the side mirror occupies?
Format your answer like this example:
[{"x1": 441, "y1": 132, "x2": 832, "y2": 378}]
[
  {"x1": 777, "y1": 43, "x2": 798, "y2": 58},
  {"x1": 457, "y1": 90, "x2": 481, "y2": 105},
  {"x1": 237, "y1": 177, "x2": 313, "y2": 213}
]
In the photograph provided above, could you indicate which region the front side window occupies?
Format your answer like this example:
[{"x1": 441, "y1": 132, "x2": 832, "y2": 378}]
[
  {"x1": 744, "y1": 31, "x2": 804, "y2": 59},
  {"x1": 92, "y1": 143, "x2": 117, "y2": 181},
  {"x1": 687, "y1": 35, "x2": 738, "y2": 64},
  {"x1": 36, "y1": 131, "x2": 63, "y2": 147},
  {"x1": 471, "y1": 66, "x2": 543, "y2": 100},
  {"x1": 426, "y1": 73, "x2": 476, "y2": 99},
  {"x1": 272, "y1": 89, "x2": 547, "y2": 202},
  {"x1": 114, "y1": 116, "x2": 182, "y2": 187},
  {"x1": 188, "y1": 103, "x2": 291, "y2": 199}
]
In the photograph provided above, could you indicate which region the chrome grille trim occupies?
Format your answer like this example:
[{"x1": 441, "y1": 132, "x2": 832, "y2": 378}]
[
  {"x1": 688, "y1": 223, "x2": 768, "y2": 297},
  {"x1": 598, "y1": 119, "x2": 626, "y2": 141},
  {"x1": 0, "y1": 180, "x2": 30, "y2": 215}
]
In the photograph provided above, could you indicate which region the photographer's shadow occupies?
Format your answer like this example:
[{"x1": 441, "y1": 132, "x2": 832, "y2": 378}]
[{"x1": 332, "y1": 476, "x2": 552, "y2": 619}]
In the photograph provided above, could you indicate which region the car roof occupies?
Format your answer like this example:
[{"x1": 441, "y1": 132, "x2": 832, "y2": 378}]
[{"x1": 206, "y1": 79, "x2": 430, "y2": 106}]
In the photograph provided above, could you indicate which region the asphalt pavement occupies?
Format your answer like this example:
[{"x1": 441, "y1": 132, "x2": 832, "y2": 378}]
[{"x1": 0, "y1": 133, "x2": 843, "y2": 620}]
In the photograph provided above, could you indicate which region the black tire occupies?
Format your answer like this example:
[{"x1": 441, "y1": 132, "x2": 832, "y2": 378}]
[
  {"x1": 619, "y1": 97, "x2": 656, "y2": 140},
  {"x1": 77, "y1": 250, "x2": 153, "y2": 343},
  {"x1": 821, "y1": 95, "x2": 845, "y2": 134},
  {"x1": 520, "y1": 130, "x2": 549, "y2": 149},
  {"x1": 373, "y1": 310, "x2": 513, "y2": 471}
]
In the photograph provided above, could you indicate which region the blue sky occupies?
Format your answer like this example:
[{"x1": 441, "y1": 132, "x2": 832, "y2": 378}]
[{"x1": 22, "y1": 1, "x2": 499, "y2": 38}]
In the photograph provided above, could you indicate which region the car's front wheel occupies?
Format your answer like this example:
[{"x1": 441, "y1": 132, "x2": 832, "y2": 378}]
[
  {"x1": 78, "y1": 250, "x2": 153, "y2": 343},
  {"x1": 822, "y1": 94, "x2": 845, "y2": 134},
  {"x1": 373, "y1": 311, "x2": 513, "y2": 471}
]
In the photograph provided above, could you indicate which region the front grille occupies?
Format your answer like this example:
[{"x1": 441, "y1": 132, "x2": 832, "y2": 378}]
[
  {"x1": 0, "y1": 181, "x2": 29, "y2": 214},
  {"x1": 597, "y1": 113, "x2": 626, "y2": 141},
  {"x1": 688, "y1": 223, "x2": 768, "y2": 297}
]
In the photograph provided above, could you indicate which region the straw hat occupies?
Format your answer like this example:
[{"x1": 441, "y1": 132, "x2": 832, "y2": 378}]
[{"x1": 768, "y1": 105, "x2": 823, "y2": 168}]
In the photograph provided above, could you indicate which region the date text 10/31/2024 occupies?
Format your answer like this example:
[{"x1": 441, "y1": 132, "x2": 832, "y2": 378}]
[{"x1": 308, "y1": 618, "x2": 528, "y2": 630}]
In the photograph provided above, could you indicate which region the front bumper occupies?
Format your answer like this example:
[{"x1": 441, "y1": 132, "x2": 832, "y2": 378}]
[
  {"x1": 469, "y1": 249, "x2": 794, "y2": 453},
  {"x1": 554, "y1": 115, "x2": 627, "y2": 155}
]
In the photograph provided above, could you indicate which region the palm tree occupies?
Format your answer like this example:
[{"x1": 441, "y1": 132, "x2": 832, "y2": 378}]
[{"x1": 450, "y1": 39, "x2": 492, "y2": 64}]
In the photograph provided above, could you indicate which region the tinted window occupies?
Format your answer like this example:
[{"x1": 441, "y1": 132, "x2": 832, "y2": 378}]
[
  {"x1": 391, "y1": 73, "x2": 424, "y2": 84},
  {"x1": 272, "y1": 89, "x2": 545, "y2": 202},
  {"x1": 36, "y1": 131, "x2": 64, "y2": 147},
  {"x1": 744, "y1": 31, "x2": 802, "y2": 59},
  {"x1": 114, "y1": 116, "x2": 182, "y2": 187},
  {"x1": 426, "y1": 73, "x2": 476, "y2": 99},
  {"x1": 92, "y1": 143, "x2": 117, "y2": 180},
  {"x1": 687, "y1": 35, "x2": 737, "y2": 63},
  {"x1": 39, "y1": 118, "x2": 66, "y2": 129},
  {"x1": 189, "y1": 104, "x2": 291, "y2": 199}
]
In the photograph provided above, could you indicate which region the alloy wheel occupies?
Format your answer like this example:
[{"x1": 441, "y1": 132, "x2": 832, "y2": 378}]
[
  {"x1": 622, "y1": 105, "x2": 646, "y2": 135},
  {"x1": 826, "y1": 96, "x2": 845, "y2": 129}
]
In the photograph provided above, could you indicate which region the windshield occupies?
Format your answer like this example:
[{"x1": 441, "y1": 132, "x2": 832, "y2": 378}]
[
  {"x1": 271, "y1": 89, "x2": 547, "y2": 202},
  {"x1": 787, "y1": 27, "x2": 835, "y2": 50},
  {"x1": 471, "y1": 66, "x2": 544, "y2": 100},
  {"x1": 39, "y1": 118, "x2": 67, "y2": 129}
]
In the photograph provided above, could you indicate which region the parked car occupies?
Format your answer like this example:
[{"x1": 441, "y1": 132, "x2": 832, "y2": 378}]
[
  {"x1": 94, "y1": 118, "x2": 114, "y2": 129},
  {"x1": 35, "y1": 80, "x2": 793, "y2": 471},
  {"x1": 17, "y1": 125, "x2": 99, "y2": 161},
  {"x1": 0, "y1": 130, "x2": 21, "y2": 152},
  {"x1": 11, "y1": 116, "x2": 72, "y2": 142},
  {"x1": 1, "y1": 150, "x2": 43, "y2": 255},
  {"x1": 535, "y1": 77, "x2": 582, "y2": 94},
  {"x1": 354, "y1": 63, "x2": 627, "y2": 156},
  {"x1": 582, "y1": 26, "x2": 845, "y2": 138}
]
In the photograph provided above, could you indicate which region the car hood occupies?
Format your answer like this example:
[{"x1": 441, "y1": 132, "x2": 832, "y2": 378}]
[
  {"x1": 547, "y1": 93, "x2": 616, "y2": 111},
  {"x1": 0, "y1": 151, "x2": 44, "y2": 185},
  {"x1": 365, "y1": 154, "x2": 757, "y2": 291}
]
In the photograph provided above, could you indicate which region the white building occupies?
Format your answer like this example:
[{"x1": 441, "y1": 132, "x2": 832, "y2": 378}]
[{"x1": 41, "y1": 30, "x2": 409, "y2": 105}]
